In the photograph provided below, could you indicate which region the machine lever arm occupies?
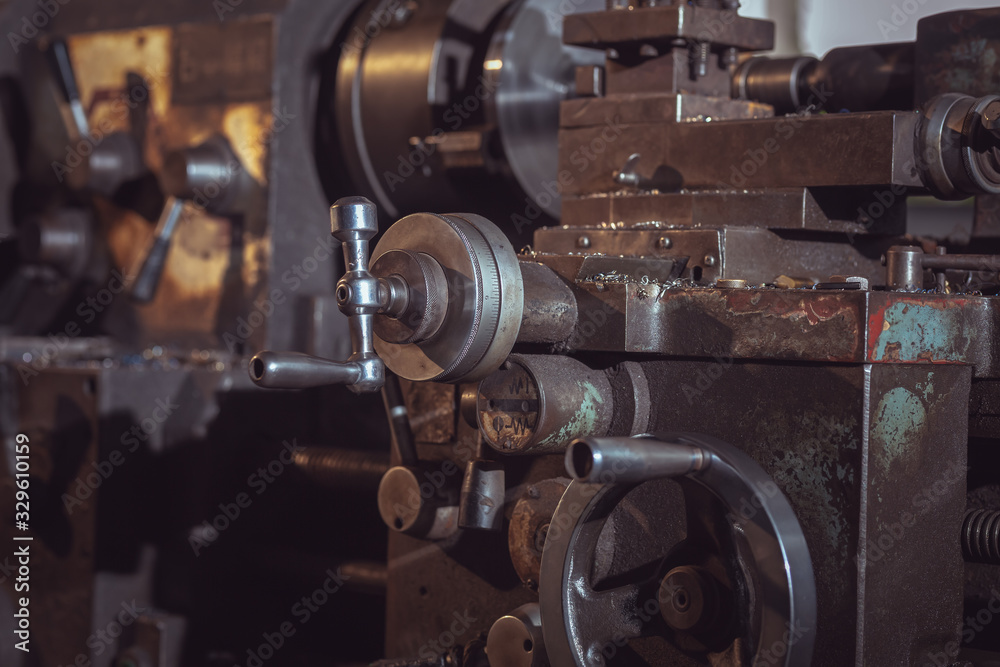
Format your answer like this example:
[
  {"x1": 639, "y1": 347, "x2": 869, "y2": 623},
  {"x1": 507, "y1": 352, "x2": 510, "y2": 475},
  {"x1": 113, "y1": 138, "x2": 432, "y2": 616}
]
[{"x1": 250, "y1": 197, "x2": 385, "y2": 394}]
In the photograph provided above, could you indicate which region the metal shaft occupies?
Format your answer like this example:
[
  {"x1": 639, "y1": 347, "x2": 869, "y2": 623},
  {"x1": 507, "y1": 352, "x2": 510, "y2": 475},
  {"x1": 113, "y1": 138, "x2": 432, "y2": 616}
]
[
  {"x1": 292, "y1": 446, "x2": 389, "y2": 491},
  {"x1": 249, "y1": 351, "x2": 361, "y2": 388},
  {"x1": 566, "y1": 436, "x2": 709, "y2": 484}
]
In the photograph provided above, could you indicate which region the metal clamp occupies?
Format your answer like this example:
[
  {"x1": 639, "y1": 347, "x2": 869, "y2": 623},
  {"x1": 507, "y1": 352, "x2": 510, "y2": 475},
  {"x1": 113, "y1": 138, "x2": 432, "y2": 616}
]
[{"x1": 249, "y1": 196, "x2": 386, "y2": 393}]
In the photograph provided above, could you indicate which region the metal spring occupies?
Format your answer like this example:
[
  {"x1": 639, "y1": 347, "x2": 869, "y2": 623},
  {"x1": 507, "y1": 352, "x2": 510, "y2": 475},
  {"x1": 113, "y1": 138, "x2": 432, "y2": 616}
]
[{"x1": 962, "y1": 509, "x2": 1000, "y2": 564}]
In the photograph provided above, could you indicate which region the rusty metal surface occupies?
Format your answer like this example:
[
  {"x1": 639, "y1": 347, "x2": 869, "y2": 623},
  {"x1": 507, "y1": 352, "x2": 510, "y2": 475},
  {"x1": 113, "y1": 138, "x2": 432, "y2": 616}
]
[
  {"x1": 401, "y1": 381, "x2": 457, "y2": 445},
  {"x1": 915, "y1": 8, "x2": 1000, "y2": 105},
  {"x1": 634, "y1": 359, "x2": 971, "y2": 666},
  {"x1": 618, "y1": 283, "x2": 1000, "y2": 377},
  {"x1": 518, "y1": 262, "x2": 578, "y2": 345},
  {"x1": 560, "y1": 93, "x2": 772, "y2": 129},
  {"x1": 604, "y1": 49, "x2": 734, "y2": 98},
  {"x1": 626, "y1": 284, "x2": 867, "y2": 362},
  {"x1": 970, "y1": 379, "x2": 1000, "y2": 439},
  {"x1": 563, "y1": 6, "x2": 775, "y2": 51},
  {"x1": 507, "y1": 478, "x2": 569, "y2": 587},
  {"x1": 640, "y1": 360, "x2": 863, "y2": 666},
  {"x1": 860, "y1": 363, "x2": 970, "y2": 665},
  {"x1": 867, "y1": 292, "x2": 1000, "y2": 375},
  {"x1": 558, "y1": 111, "x2": 923, "y2": 195},
  {"x1": 171, "y1": 19, "x2": 274, "y2": 105},
  {"x1": 532, "y1": 229, "x2": 722, "y2": 285},
  {"x1": 560, "y1": 187, "x2": 903, "y2": 234}
]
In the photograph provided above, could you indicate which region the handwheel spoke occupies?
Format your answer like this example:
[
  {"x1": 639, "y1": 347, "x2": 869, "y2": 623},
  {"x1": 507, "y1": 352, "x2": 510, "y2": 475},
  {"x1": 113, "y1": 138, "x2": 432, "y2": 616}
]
[{"x1": 567, "y1": 578, "x2": 645, "y2": 661}]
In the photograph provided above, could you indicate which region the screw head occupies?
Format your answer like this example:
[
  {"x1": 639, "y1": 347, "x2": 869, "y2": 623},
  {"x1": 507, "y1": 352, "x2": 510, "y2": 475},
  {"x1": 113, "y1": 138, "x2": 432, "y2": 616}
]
[
  {"x1": 983, "y1": 100, "x2": 1000, "y2": 130},
  {"x1": 703, "y1": 254, "x2": 717, "y2": 267},
  {"x1": 657, "y1": 236, "x2": 672, "y2": 249},
  {"x1": 576, "y1": 235, "x2": 592, "y2": 249}
]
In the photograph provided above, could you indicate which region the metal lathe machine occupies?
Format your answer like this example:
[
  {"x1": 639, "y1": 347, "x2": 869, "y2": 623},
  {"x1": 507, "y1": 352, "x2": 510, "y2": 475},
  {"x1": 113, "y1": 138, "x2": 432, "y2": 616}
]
[{"x1": 1, "y1": 0, "x2": 999, "y2": 665}]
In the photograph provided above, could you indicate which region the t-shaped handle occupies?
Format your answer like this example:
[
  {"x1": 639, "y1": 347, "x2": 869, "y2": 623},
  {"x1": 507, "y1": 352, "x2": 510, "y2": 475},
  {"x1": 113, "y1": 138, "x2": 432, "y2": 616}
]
[{"x1": 249, "y1": 197, "x2": 386, "y2": 393}]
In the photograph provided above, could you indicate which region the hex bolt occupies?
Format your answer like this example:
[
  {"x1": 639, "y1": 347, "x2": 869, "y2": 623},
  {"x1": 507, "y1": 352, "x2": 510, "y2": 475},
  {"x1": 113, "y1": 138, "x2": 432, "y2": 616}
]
[{"x1": 982, "y1": 100, "x2": 1000, "y2": 139}]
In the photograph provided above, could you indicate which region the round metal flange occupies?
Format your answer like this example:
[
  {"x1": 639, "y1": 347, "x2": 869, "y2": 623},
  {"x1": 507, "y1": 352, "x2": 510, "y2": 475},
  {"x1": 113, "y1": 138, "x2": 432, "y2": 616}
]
[
  {"x1": 918, "y1": 93, "x2": 1000, "y2": 199},
  {"x1": 371, "y1": 249, "x2": 449, "y2": 344},
  {"x1": 918, "y1": 93, "x2": 973, "y2": 200},
  {"x1": 539, "y1": 432, "x2": 816, "y2": 667},
  {"x1": 370, "y1": 211, "x2": 523, "y2": 383},
  {"x1": 484, "y1": 0, "x2": 605, "y2": 218}
]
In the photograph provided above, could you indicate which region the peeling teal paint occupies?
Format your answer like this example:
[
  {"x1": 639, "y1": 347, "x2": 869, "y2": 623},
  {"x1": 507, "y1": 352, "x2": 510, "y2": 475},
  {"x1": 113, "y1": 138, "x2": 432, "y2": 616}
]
[
  {"x1": 872, "y1": 387, "x2": 927, "y2": 471},
  {"x1": 769, "y1": 410, "x2": 856, "y2": 557},
  {"x1": 871, "y1": 302, "x2": 969, "y2": 362},
  {"x1": 537, "y1": 381, "x2": 605, "y2": 448},
  {"x1": 918, "y1": 372, "x2": 935, "y2": 401}
]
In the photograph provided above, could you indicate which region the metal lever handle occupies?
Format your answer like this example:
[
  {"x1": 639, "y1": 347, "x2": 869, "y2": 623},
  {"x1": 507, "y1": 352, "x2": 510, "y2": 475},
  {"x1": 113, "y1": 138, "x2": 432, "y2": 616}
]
[
  {"x1": 127, "y1": 197, "x2": 185, "y2": 303},
  {"x1": 249, "y1": 197, "x2": 385, "y2": 394},
  {"x1": 46, "y1": 38, "x2": 90, "y2": 139},
  {"x1": 249, "y1": 351, "x2": 363, "y2": 388}
]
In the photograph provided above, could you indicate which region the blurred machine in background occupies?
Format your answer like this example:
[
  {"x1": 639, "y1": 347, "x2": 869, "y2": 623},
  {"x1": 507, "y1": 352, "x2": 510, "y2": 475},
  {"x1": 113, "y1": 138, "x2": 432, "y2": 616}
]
[{"x1": 0, "y1": 0, "x2": 999, "y2": 666}]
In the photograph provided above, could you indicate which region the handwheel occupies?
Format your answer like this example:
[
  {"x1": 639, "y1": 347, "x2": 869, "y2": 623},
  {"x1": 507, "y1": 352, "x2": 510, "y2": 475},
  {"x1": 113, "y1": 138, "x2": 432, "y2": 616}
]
[{"x1": 539, "y1": 433, "x2": 816, "y2": 667}]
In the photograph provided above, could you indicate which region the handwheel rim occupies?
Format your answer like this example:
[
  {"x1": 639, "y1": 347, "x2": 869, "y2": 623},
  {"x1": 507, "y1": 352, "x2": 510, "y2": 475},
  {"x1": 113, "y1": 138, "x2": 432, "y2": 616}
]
[{"x1": 539, "y1": 432, "x2": 816, "y2": 667}]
